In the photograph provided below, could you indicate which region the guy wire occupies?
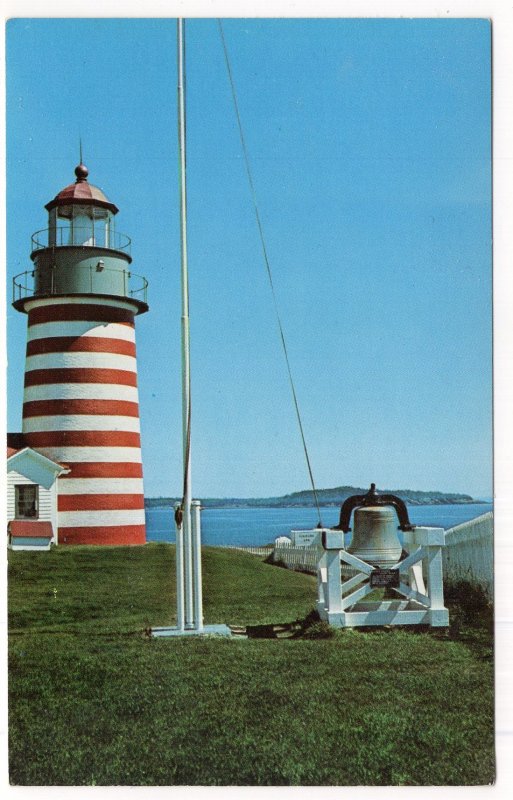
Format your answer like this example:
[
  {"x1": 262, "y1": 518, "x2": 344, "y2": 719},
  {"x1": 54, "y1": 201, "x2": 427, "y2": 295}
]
[{"x1": 218, "y1": 20, "x2": 323, "y2": 526}]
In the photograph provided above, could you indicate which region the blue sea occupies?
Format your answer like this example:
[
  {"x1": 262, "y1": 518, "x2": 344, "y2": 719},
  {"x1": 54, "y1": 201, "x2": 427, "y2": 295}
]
[{"x1": 145, "y1": 503, "x2": 492, "y2": 547}]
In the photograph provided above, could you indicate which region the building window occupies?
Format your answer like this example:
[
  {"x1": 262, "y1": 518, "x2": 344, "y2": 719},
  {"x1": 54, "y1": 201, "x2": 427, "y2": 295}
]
[{"x1": 15, "y1": 485, "x2": 39, "y2": 519}]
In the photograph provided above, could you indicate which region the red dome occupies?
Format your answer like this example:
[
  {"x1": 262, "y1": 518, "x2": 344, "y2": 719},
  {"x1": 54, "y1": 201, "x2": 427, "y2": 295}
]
[{"x1": 45, "y1": 164, "x2": 119, "y2": 214}]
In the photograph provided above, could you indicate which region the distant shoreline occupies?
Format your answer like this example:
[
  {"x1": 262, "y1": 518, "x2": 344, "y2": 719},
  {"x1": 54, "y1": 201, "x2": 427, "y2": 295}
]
[
  {"x1": 145, "y1": 492, "x2": 486, "y2": 511},
  {"x1": 145, "y1": 501, "x2": 487, "y2": 510}
]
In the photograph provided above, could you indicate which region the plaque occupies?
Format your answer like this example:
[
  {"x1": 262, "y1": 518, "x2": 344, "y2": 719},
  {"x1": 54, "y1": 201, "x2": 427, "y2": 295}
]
[
  {"x1": 370, "y1": 568, "x2": 400, "y2": 588},
  {"x1": 292, "y1": 530, "x2": 319, "y2": 547}
]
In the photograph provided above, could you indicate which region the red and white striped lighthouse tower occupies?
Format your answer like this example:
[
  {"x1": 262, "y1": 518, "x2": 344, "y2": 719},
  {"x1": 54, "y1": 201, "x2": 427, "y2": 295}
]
[{"x1": 13, "y1": 163, "x2": 149, "y2": 545}]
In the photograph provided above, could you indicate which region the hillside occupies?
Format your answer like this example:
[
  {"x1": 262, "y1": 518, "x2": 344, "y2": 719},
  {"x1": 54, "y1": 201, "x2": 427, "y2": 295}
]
[{"x1": 145, "y1": 485, "x2": 478, "y2": 509}]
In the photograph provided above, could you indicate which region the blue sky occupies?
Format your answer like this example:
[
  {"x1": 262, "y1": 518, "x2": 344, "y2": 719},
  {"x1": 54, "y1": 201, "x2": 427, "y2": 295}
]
[{"x1": 5, "y1": 17, "x2": 492, "y2": 499}]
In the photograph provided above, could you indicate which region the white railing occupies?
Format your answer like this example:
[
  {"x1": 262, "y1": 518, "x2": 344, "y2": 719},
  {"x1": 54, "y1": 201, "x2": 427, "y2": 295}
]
[{"x1": 443, "y1": 512, "x2": 493, "y2": 598}]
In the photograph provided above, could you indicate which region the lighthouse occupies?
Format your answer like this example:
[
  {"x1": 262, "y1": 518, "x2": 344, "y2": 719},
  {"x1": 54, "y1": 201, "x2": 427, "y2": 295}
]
[{"x1": 12, "y1": 163, "x2": 148, "y2": 545}]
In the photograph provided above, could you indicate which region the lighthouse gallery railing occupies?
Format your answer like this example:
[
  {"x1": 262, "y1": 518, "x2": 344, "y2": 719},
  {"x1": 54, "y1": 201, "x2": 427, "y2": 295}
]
[
  {"x1": 31, "y1": 226, "x2": 131, "y2": 253},
  {"x1": 13, "y1": 264, "x2": 148, "y2": 305}
]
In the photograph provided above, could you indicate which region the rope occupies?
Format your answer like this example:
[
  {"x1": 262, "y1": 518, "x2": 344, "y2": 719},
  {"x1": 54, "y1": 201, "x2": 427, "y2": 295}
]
[
  {"x1": 182, "y1": 384, "x2": 191, "y2": 510},
  {"x1": 218, "y1": 20, "x2": 323, "y2": 527},
  {"x1": 175, "y1": 384, "x2": 192, "y2": 529}
]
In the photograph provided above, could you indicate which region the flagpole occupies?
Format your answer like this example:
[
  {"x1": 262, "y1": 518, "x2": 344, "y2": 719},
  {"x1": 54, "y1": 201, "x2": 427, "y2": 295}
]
[
  {"x1": 152, "y1": 19, "x2": 228, "y2": 638},
  {"x1": 177, "y1": 17, "x2": 193, "y2": 628}
]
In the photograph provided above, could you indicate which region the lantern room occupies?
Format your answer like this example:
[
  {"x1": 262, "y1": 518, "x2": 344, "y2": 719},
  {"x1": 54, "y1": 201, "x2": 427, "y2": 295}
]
[
  {"x1": 45, "y1": 163, "x2": 120, "y2": 249},
  {"x1": 13, "y1": 163, "x2": 148, "y2": 314}
]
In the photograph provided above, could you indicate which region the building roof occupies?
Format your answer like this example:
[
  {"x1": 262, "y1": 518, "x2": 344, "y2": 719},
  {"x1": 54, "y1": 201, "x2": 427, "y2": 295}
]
[
  {"x1": 45, "y1": 163, "x2": 119, "y2": 215},
  {"x1": 7, "y1": 433, "x2": 68, "y2": 471},
  {"x1": 9, "y1": 521, "x2": 53, "y2": 539}
]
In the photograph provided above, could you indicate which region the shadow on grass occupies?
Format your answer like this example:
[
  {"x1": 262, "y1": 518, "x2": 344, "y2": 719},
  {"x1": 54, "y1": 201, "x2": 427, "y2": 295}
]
[
  {"x1": 245, "y1": 610, "x2": 336, "y2": 639},
  {"x1": 245, "y1": 584, "x2": 493, "y2": 661}
]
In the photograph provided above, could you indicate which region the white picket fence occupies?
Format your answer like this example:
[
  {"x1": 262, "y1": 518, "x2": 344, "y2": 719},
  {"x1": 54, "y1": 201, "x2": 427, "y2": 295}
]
[
  {"x1": 272, "y1": 511, "x2": 494, "y2": 598},
  {"x1": 272, "y1": 545, "x2": 319, "y2": 571},
  {"x1": 224, "y1": 545, "x2": 274, "y2": 558},
  {"x1": 443, "y1": 512, "x2": 493, "y2": 598},
  {"x1": 272, "y1": 544, "x2": 359, "y2": 578}
]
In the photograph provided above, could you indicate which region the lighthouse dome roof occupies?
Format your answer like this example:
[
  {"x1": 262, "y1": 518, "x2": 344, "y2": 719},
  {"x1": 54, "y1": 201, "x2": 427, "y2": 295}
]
[{"x1": 45, "y1": 163, "x2": 119, "y2": 214}]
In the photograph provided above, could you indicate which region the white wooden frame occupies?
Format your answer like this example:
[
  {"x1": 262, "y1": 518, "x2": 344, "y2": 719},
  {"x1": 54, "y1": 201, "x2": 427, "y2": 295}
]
[{"x1": 304, "y1": 527, "x2": 449, "y2": 628}]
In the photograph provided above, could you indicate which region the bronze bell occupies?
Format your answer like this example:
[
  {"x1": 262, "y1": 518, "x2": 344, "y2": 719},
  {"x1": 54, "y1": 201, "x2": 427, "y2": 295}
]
[
  {"x1": 347, "y1": 506, "x2": 402, "y2": 567},
  {"x1": 334, "y1": 483, "x2": 414, "y2": 568}
]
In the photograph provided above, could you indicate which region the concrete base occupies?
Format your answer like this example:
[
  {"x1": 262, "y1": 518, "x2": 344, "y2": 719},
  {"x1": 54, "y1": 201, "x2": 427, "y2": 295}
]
[{"x1": 151, "y1": 624, "x2": 232, "y2": 638}]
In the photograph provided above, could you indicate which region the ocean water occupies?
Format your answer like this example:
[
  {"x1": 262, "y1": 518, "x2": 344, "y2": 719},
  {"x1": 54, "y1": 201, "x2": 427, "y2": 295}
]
[{"x1": 145, "y1": 503, "x2": 492, "y2": 547}]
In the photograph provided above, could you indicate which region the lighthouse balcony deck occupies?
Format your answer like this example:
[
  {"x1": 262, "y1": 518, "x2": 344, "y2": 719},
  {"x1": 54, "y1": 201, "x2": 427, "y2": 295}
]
[{"x1": 13, "y1": 263, "x2": 148, "y2": 308}]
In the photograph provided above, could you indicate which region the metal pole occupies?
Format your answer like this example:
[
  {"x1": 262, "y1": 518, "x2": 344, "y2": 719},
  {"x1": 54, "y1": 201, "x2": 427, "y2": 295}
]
[
  {"x1": 191, "y1": 499, "x2": 204, "y2": 631},
  {"x1": 177, "y1": 17, "x2": 194, "y2": 628}
]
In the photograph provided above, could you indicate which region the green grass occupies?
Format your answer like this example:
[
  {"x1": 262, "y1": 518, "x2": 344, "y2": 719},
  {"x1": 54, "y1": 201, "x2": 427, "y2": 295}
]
[{"x1": 8, "y1": 544, "x2": 494, "y2": 786}]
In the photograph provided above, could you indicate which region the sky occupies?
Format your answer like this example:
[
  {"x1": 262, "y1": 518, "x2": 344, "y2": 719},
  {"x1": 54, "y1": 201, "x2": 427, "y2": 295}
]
[{"x1": 5, "y1": 17, "x2": 492, "y2": 499}]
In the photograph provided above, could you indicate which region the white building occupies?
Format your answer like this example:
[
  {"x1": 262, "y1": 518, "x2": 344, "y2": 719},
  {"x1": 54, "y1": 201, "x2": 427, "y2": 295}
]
[{"x1": 7, "y1": 440, "x2": 68, "y2": 550}]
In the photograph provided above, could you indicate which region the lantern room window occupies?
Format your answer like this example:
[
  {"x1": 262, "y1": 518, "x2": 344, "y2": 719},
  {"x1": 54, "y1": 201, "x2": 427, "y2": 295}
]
[{"x1": 48, "y1": 204, "x2": 114, "y2": 248}]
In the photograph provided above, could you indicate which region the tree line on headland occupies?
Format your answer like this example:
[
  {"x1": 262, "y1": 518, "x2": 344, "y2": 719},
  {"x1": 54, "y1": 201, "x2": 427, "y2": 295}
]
[{"x1": 145, "y1": 485, "x2": 480, "y2": 509}]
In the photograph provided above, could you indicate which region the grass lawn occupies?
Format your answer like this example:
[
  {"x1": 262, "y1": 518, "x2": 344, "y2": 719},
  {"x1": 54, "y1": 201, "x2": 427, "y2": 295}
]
[{"x1": 8, "y1": 544, "x2": 494, "y2": 786}]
